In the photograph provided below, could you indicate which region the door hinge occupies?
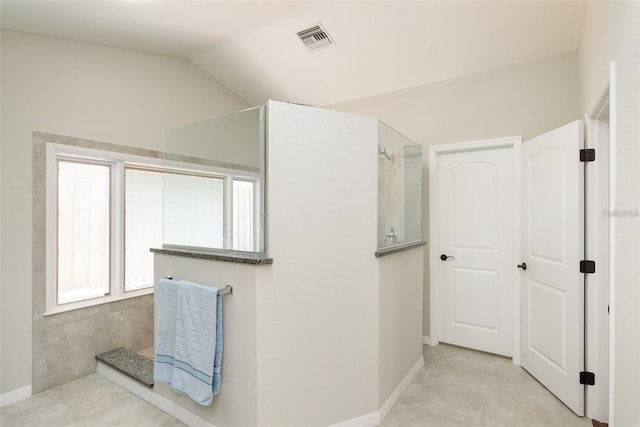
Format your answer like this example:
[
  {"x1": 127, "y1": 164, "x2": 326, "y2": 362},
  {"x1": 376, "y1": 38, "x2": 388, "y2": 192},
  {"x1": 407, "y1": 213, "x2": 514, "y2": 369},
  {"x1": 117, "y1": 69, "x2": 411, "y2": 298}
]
[
  {"x1": 580, "y1": 148, "x2": 595, "y2": 162},
  {"x1": 580, "y1": 260, "x2": 596, "y2": 273},
  {"x1": 580, "y1": 371, "x2": 595, "y2": 385}
]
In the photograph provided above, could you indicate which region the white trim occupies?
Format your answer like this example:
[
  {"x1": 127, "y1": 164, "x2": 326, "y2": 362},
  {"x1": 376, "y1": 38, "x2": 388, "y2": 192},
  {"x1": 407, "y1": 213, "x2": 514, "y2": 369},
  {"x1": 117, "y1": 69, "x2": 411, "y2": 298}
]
[
  {"x1": 584, "y1": 79, "x2": 612, "y2": 424},
  {"x1": 0, "y1": 385, "x2": 32, "y2": 407},
  {"x1": 97, "y1": 363, "x2": 216, "y2": 427},
  {"x1": 428, "y1": 136, "x2": 522, "y2": 355},
  {"x1": 422, "y1": 336, "x2": 432, "y2": 345},
  {"x1": 328, "y1": 412, "x2": 380, "y2": 427},
  {"x1": 329, "y1": 356, "x2": 424, "y2": 427},
  {"x1": 607, "y1": 61, "x2": 617, "y2": 424},
  {"x1": 378, "y1": 356, "x2": 424, "y2": 422},
  {"x1": 512, "y1": 140, "x2": 522, "y2": 366}
]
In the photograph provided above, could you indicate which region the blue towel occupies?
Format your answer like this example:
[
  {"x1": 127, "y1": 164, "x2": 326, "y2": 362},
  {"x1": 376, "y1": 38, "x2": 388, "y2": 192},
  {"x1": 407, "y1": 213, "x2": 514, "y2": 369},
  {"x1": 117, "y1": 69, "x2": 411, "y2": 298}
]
[
  {"x1": 153, "y1": 278, "x2": 179, "y2": 384},
  {"x1": 153, "y1": 279, "x2": 223, "y2": 406}
]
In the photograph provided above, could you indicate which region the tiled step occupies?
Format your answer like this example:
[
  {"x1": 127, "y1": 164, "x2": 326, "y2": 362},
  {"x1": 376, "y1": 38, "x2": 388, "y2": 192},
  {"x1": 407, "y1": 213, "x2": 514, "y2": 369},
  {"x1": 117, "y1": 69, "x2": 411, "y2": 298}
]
[{"x1": 95, "y1": 347, "x2": 154, "y2": 388}]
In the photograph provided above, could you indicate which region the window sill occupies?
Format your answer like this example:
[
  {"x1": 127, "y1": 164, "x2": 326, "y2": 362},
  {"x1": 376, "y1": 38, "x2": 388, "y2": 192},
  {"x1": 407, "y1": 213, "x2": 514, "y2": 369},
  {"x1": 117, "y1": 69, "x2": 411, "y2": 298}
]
[
  {"x1": 151, "y1": 247, "x2": 273, "y2": 265},
  {"x1": 375, "y1": 240, "x2": 427, "y2": 257},
  {"x1": 44, "y1": 287, "x2": 154, "y2": 317}
]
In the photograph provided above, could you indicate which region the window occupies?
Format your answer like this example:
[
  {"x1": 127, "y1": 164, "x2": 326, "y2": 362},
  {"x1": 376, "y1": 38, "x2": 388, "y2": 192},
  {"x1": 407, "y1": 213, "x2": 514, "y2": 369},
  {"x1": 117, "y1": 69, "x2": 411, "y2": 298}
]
[
  {"x1": 232, "y1": 179, "x2": 256, "y2": 251},
  {"x1": 124, "y1": 168, "x2": 163, "y2": 291},
  {"x1": 163, "y1": 172, "x2": 225, "y2": 248},
  {"x1": 46, "y1": 144, "x2": 259, "y2": 314},
  {"x1": 57, "y1": 160, "x2": 111, "y2": 304}
]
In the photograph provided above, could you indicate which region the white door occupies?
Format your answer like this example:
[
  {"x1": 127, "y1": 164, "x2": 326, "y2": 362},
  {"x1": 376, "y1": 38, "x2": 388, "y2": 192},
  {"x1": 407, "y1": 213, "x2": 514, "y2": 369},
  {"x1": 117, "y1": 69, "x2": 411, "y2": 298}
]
[
  {"x1": 520, "y1": 120, "x2": 584, "y2": 415},
  {"x1": 437, "y1": 145, "x2": 515, "y2": 356}
]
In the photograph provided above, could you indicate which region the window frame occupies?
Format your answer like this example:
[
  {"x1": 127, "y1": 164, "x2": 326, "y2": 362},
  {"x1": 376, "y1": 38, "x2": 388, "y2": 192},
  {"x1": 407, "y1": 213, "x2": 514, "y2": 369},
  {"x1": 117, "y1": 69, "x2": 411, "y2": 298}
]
[
  {"x1": 55, "y1": 157, "x2": 113, "y2": 305},
  {"x1": 231, "y1": 176, "x2": 260, "y2": 251},
  {"x1": 46, "y1": 144, "x2": 161, "y2": 314},
  {"x1": 45, "y1": 143, "x2": 260, "y2": 315}
]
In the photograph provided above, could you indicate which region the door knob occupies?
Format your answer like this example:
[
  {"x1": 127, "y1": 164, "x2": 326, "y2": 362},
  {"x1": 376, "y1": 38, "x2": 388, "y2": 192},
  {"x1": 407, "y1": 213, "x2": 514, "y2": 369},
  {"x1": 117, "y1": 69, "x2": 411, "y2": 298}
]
[
  {"x1": 440, "y1": 254, "x2": 455, "y2": 261},
  {"x1": 517, "y1": 262, "x2": 527, "y2": 270}
]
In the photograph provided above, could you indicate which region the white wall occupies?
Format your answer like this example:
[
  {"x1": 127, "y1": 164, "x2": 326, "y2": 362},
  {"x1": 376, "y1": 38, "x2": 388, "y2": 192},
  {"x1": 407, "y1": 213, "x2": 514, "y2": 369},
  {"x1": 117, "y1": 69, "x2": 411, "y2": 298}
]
[
  {"x1": 256, "y1": 101, "x2": 380, "y2": 425},
  {"x1": 153, "y1": 254, "x2": 259, "y2": 426},
  {"x1": 0, "y1": 30, "x2": 249, "y2": 396},
  {"x1": 578, "y1": 2, "x2": 640, "y2": 425},
  {"x1": 378, "y1": 248, "x2": 424, "y2": 406},
  {"x1": 329, "y1": 52, "x2": 581, "y2": 337}
]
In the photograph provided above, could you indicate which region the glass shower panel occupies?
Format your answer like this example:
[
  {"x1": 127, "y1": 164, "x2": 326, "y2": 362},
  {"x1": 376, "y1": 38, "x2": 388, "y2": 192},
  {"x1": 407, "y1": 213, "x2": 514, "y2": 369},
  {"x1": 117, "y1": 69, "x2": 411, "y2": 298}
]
[
  {"x1": 163, "y1": 106, "x2": 266, "y2": 253},
  {"x1": 378, "y1": 121, "x2": 423, "y2": 248}
]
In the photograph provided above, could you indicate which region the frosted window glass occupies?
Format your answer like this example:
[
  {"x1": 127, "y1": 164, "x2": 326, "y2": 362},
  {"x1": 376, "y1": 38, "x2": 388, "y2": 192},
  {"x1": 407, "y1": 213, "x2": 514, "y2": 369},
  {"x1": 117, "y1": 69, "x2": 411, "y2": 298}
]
[
  {"x1": 125, "y1": 169, "x2": 163, "y2": 291},
  {"x1": 163, "y1": 173, "x2": 224, "y2": 248},
  {"x1": 233, "y1": 180, "x2": 255, "y2": 251},
  {"x1": 57, "y1": 161, "x2": 110, "y2": 304}
]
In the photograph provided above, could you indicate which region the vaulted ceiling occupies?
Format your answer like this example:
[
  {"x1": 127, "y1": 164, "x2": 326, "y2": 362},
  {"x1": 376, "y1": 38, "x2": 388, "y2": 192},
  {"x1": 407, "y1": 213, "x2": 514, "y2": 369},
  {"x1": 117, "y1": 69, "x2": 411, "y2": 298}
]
[{"x1": 0, "y1": 1, "x2": 585, "y2": 107}]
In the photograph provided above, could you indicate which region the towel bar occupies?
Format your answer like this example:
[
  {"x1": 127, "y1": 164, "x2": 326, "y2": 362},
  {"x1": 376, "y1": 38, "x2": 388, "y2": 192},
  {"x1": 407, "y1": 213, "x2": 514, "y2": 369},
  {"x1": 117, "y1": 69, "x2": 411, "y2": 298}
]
[{"x1": 164, "y1": 276, "x2": 233, "y2": 295}]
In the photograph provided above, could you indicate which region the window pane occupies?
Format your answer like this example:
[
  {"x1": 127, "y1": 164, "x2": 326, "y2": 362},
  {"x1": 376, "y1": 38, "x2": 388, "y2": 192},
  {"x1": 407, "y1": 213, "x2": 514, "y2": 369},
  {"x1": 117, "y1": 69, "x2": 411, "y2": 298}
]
[
  {"x1": 125, "y1": 168, "x2": 163, "y2": 291},
  {"x1": 163, "y1": 173, "x2": 224, "y2": 248},
  {"x1": 57, "y1": 161, "x2": 110, "y2": 304},
  {"x1": 233, "y1": 180, "x2": 255, "y2": 251}
]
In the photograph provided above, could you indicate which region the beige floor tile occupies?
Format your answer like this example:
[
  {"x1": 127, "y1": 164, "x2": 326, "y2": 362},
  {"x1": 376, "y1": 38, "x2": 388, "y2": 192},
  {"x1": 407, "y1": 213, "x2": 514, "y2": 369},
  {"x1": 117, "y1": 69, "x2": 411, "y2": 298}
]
[
  {"x1": 378, "y1": 343, "x2": 593, "y2": 427},
  {"x1": 2, "y1": 344, "x2": 593, "y2": 427},
  {"x1": 0, "y1": 374, "x2": 184, "y2": 427}
]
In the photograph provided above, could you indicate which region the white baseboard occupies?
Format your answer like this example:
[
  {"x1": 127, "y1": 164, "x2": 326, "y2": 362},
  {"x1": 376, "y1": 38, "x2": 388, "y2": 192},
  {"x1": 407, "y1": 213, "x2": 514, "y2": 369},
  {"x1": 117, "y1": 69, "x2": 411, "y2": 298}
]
[
  {"x1": 97, "y1": 362, "x2": 215, "y2": 427},
  {"x1": 328, "y1": 411, "x2": 380, "y2": 427},
  {"x1": 0, "y1": 384, "x2": 32, "y2": 407},
  {"x1": 378, "y1": 356, "x2": 424, "y2": 422},
  {"x1": 422, "y1": 336, "x2": 431, "y2": 345},
  {"x1": 329, "y1": 356, "x2": 423, "y2": 427}
]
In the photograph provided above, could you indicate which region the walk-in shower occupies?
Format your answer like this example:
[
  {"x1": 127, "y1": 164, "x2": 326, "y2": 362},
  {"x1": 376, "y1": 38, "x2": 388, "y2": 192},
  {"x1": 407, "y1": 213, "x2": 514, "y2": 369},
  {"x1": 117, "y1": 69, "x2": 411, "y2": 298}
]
[{"x1": 377, "y1": 122, "x2": 423, "y2": 249}]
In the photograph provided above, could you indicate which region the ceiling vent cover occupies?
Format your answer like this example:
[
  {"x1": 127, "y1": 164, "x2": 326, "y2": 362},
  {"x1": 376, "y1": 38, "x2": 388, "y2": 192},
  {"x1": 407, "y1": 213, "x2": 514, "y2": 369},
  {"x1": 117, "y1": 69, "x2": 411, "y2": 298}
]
[{"x1": 297, "y1": 24, "x2": 334, "y2": 50}]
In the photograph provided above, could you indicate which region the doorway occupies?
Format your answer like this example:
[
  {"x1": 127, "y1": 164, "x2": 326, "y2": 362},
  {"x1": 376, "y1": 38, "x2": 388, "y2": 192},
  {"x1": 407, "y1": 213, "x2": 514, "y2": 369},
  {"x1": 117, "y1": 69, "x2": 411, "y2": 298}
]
[
  {"x1": 429, "y1": 114, "x2": 610, "y2": 420},
  {"x1": 430, "y1": 138, "x2": 519, "y2": 358}
]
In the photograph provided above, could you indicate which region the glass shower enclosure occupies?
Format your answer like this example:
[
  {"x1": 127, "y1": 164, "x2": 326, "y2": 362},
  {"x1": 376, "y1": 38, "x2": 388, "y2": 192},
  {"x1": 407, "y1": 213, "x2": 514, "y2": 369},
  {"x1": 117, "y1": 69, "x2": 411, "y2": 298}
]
[{"x1": 377, "y1": 121, "x2": 423, "y2": 249}]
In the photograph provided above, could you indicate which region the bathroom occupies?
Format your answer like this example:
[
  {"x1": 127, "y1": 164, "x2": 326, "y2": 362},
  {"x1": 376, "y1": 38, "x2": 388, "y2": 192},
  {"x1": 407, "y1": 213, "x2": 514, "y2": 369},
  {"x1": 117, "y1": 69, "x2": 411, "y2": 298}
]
[{"x1": 1, "y1": 1, "x2": 639, "y2": 426}]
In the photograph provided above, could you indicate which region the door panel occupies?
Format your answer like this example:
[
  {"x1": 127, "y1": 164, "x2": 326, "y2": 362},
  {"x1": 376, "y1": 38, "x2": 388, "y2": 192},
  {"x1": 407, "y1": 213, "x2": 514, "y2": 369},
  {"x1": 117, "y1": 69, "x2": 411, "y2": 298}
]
[
  {"x1": 452, "y1": 267, "x2": 499, "y2": 331},
  {"x1": 452, "y1": 162, "x2": 499, "y2": 250},
  {"x1": 438, "y1": 146, "x2": 514, "y2": 356},
  {"x1": 529, "y1": 148, "x2": 568, "y2": 263},
  {"x1": 520, "y1": 120, "x2": 584, "y2": 415}
]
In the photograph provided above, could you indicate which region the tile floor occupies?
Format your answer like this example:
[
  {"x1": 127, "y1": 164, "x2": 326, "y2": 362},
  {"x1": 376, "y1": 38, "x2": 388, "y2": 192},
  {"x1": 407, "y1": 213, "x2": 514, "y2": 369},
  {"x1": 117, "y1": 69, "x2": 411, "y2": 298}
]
[
  {"x1": 380, "y1": 343, "x2": 593, "y2": 426},
  {"x1": 0, "y1": 374, "x2": 185, "y2": 427},
  {"x1": 1, "y1": 344, "x2": 593, "y2": 427}
]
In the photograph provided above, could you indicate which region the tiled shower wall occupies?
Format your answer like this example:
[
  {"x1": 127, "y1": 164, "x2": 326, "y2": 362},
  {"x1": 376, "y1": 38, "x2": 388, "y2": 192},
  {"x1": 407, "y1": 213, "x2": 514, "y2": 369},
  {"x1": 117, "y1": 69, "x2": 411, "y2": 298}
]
[{"x1": 32, "y1": 132, "x2": 157, "y2": 392}]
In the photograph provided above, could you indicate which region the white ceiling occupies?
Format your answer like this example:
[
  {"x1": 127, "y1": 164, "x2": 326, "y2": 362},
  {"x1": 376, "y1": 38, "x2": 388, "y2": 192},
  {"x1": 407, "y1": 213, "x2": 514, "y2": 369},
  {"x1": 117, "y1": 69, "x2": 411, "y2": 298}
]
[{"x1": 0, "y1": 1, "x2": 585, "y2": 107}]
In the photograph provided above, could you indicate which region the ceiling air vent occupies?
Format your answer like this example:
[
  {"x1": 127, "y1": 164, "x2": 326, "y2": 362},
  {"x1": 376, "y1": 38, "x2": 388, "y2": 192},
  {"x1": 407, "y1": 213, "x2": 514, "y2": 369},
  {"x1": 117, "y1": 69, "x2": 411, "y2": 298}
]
[{"x1": 297, "y1": 24, "x2": 334, "y2": 50}]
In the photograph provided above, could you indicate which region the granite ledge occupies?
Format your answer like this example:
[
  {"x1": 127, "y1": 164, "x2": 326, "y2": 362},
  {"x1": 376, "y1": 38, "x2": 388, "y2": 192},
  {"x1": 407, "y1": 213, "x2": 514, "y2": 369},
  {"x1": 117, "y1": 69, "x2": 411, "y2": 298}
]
[
  {"x1": 151, "y1": 247, "x2": 273, "y2": 265},
  {"x1": 95, "y1": 347, "x2": 153, "y2": 388},
  {"x1": 375, "y1": 241, "x2": 427, "y2": 257}
]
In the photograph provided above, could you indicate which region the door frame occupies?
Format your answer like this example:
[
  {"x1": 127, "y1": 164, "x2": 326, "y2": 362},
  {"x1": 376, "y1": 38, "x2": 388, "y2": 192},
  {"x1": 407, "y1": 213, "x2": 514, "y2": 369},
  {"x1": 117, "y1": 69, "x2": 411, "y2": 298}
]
[
  {"x1": 428, "y1": 136, "x2": 522, "y2": 364},
  {"x1": 584, "y1": 70, "x2": 614, "y2": 423}
]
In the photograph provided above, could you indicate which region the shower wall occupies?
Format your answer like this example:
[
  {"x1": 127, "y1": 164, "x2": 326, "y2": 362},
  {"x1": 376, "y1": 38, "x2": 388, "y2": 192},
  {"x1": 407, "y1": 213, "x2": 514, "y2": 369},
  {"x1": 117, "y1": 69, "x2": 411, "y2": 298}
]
[{"x1": 151, "y1": 101, "x2": 423, "y2": 426}]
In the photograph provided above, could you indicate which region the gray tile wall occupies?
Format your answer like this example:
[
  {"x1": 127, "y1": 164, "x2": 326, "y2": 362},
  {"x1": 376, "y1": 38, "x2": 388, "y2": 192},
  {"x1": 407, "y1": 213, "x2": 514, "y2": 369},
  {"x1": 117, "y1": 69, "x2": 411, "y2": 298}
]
[{"x1": 32, "y1": 132, "x2": 156, "y2": 393}]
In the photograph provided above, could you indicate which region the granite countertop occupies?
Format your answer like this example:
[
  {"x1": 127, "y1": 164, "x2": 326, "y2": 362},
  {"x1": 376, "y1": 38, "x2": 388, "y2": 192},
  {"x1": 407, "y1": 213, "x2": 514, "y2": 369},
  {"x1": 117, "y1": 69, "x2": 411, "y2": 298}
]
[
  {"x1": 375, "y1": 240, "x2": 427, "y2": 257},
  {"x1": 151, "y1": 247, "x2": 273, "y2": 265}
]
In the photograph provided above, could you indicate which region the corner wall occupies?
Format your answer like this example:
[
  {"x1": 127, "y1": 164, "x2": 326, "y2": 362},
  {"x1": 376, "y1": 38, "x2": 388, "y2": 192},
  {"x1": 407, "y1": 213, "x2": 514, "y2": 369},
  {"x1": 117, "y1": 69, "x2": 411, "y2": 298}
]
[
  {"x1": 257, "y1": 101, "x2": 380, "y2": 425},
  {"x1": 328, "y1": 52, "x2": 581, "y2": 338},
  {"x1": 0, "y1": 29, "x2": 249, "y2": 397}
]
